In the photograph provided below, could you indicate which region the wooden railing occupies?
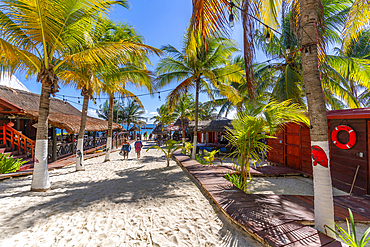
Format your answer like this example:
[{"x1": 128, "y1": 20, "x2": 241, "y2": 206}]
[
  {"x1": 0, "y1": 124, "x2": 35, "y2": 158},
  {"x1": 49, "y1": 132, "x2": 126, "y2": 161}
]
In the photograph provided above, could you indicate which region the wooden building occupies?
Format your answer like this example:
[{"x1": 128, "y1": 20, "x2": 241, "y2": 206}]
[
  {"x1": 188, "y1": 119, "x2": 233, "y2": 143},
  {"x1": 267, "y1": 108, "x2": 370, "y2": 195},
  {"x1": 0, "y1": 85, "x2": 123, "y2": 163}
]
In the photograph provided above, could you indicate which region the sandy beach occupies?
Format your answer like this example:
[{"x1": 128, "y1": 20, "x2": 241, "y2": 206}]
[{"x1": 0, "y1": 141, "x2": 261, "y2": 247}]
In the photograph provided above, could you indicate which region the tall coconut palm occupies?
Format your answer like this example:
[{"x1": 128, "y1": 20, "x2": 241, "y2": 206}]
[
  {"x1": 156, "y1": 35, "x2": 242, "y2": 159},
  {"x1": 59, "y1": 18, "x2": 145, "y2": 171},
  {"x1": 253, "y1": 5, "x2": 362, "y2": 109},
  {"x1": 101, "y1": 66, "x2": 155, "y2": 162},
  {"x1": 190, "y1": 0, "x2": 284, "y2": 100},
  {"x1": 291, "y1": 0, "x2": 335, "y2": 234},
  {"x1": 91, "y1": 20, "x2": 160, "y2": 162},
  {"x1": 0, "y1": 0, "x2": 129, "y2": 191}
]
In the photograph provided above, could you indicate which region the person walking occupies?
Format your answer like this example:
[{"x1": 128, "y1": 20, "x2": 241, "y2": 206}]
[
  {"x1": 134, "y1": 137, "x2": 143, "y2": 158},
  {"x1": 120, "y1": 139, "x2": 131, "y2": 160},
  {"x1": 149, "y1": 133, "x2": 153, "y2": 141},
  {"x1": 144, "y1": 132, "x2": 148, "y2": 141}
]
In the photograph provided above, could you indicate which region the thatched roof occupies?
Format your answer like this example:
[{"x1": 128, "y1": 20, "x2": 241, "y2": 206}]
[
  {"x1": 152, "y1": 124, "x2": 169, "y2": 135},
  {"x1": 188, "y1": 119, "x2": 233, "y2": 132},
  {"x1": 0, "y1": 85, "x2": 123, "y2": 134},
  {"x1": 174, "y1": 118, "x2": 190, "y2": 126},
  {"x1": 128, "y1": 126, "x2": 140, "y2": 132}
]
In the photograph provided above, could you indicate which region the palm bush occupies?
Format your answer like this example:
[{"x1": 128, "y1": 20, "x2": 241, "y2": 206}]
[
  {"x1": 0, "y1": 153, "x2": 28, "y2": 174},
  {"x1": 195, "y1": 154, "x2": 208, "y2": 165},
  {"x1": 182, "y1": 142, "x2": 193, "y2": 156},
  {"x1": 146, "y1": 140, "x2": 182, "y2": 167},
  {"x1": 224, "y1": 172, "x2": 251, "y2": 192},
  {"x1": 225, "y1": 99, "x2": 309, "y2": 190},
  {"x1": 203, "y1": 149, "x2": 221, "y2": 165},
  {"x1": 326, "y1": 209, "x2": 370, "y2": 247}
]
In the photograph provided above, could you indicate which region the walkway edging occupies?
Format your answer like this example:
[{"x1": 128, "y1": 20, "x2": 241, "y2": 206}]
[{"x1": 172, "y1": 151, "x2": 347, "y2": 247}]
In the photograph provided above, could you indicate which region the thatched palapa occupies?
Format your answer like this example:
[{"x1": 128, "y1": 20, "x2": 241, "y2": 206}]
[
  {"x1": 188, "y1": 119, "x2": 233, "y2": 132},
  {"x1": 0, "y1": 86, "x2": 123, "y2": 134},
  {"x1": 128, "y1": 126, "x2": 140, "y2": 132},
  {"x1": 173, "y1": 118, "x2": 190, "y2": 126},
  {"x1": 152, "y1": 124, "x2": 169, "y2": 135}
]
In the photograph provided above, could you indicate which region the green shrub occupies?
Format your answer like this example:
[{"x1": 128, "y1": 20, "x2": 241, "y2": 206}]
[
  {"x1": 146, "y1": 140, "x2": 182, "y2": 167},
  {"x1": 203, "y1": 149, "x2": 220, "y2": 165},
  {"x1": 0, "y1": 153, "x2": 28, "y2": 174},
  {"x1": 195, "y1": 154, "x2": 208, "y2": 165},
  {"x1": 224, "y1": 172, "x2": 252, "y2": 192},
  {"x1": 326, "y1": 209, "x2": 370, "y2": 247},
  {"x1": 183, "y1": 142, "x2": 193, "y2": 155}
]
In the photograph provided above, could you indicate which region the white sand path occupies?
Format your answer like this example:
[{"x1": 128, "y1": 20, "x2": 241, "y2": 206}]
[{"x1": 0, "y1": 141, "x2": 261, "y2": 247}]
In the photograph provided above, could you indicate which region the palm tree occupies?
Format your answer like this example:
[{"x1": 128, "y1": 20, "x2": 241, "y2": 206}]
[
  {"x1": 170, "y1": 94, "x2": 194, "y2": 145},
  {"x1": 97, "y1": 99, "x2": 123, "y2": 122},
  {"x1": 60, "y1": 18, "x2": 144, "y2": 171},
  {"x1": 151, "y1": 105, "x2": 177, "y2": 130},
  {"x1": 146, "y1": 140, "x2": 182, "y2": 167},
  {"x1": 190, "y1": 0, "x2": 282, "y2": 100},
  {"x1": 253, "y1": 16, "x2": 360, "y2": 109},
  {"x1": 0, "y1": 0, "x2": 128, "y2": 191},
  {"x1": 225, "y1": 100, "x2": 309, "y2": 192},
  {"x1": 156, "y1": 35, "x2": 242, "y2": 159},
  {"x1": 121, "y1": 99, "x2": 147, "y2": 130},
  {"x1": 198, "y1": 102, "x2": 217, "y2": 120},
  {"x1": 93, "y1": 21, "x2": 160, "y2": 162},
  {"x1": 292, "y1": 0, "x2": 335, "y2": 234}
]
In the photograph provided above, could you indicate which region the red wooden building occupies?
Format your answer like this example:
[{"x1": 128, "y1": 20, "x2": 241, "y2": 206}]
[{"x1": 267, "y1": 108, "x2": 370, "y2": 195}]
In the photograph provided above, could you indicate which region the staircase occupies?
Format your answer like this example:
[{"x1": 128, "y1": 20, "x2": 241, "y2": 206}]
[{"x1": 0, "y1": 124, "x2": 35, "y2": 171}]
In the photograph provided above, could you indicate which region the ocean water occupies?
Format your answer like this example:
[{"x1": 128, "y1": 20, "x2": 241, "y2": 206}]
[{"x1": 127, "y1": 123, "x2": 155, "y2": 135}]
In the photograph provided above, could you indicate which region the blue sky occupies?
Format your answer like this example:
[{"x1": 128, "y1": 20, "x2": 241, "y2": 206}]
[{"x1": 16, "y1": 1, "x2": 266, "y2": 123}]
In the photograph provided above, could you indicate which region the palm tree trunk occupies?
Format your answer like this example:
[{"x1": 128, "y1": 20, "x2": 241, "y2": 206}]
[
  {"x1": 76, "y1": 91, "x2": 89, "y2": 171},
  {"x1": 104, "y1": 95, "x2": 114, "y2": 162},
  {"x1": 242, "y1": 1, "x2": 255, "y2": 100},
  {"x1": 192, "y1": 79, "x2": 200, "y2": 159},
  {"x1": 181, "y1": 117, "x2": 186, "y2": 145},
  {"x1": 300, "y1": 0, "x2": 335, "y2": 234},
  {"x1": 31, "y1": 82, "x2": 51, "y2": 191}
]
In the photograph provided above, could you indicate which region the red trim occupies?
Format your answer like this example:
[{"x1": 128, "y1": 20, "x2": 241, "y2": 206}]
[
  {"x1": 327, "y1": 108, "x2": 370, "y2": 119},
  {"x1": 0, "y1": 97, "x2": 24, "y2": 113},
  {"x1": 331, "y1": 125, "x2": 356, "y2": 149}
]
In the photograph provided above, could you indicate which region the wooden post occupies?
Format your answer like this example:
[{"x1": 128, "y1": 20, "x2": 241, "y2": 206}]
[
  {"x1": 115, "y1": 131, "x2": 118, "y2": 148},
  {"x1": 16, "y1": 118, "x2": 20, "y2": 131},
  {"x1": 70, "y1": 134, "x2": 75, "y2": 155},
  {"x1": 52, "y1": 127, "x2": 57, "y2": 161},
  {"x1": 93, "y1": 131, "x2": 97, "y2": 148},
  {"x1": 2, "y1": 125, "x2": 5, "y2": 145}
]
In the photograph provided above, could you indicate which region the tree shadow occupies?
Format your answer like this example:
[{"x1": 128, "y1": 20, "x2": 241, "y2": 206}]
[{"x1": 1, "y1": 162, "x2": 187, "y2": 240}]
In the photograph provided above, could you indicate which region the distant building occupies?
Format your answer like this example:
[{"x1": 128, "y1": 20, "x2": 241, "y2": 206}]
[{"x1": 0, "y1": 72, "x2": 30, "y2": 92}]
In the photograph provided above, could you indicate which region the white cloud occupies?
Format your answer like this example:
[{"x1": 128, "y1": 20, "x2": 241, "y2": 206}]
[
  {"x1": 228, "y1": 110, "x2": 237, "y2": 119},
  {"x1": 149, "y1": 112, "x2": 157, "y2": 115},
  {"x1": 87, "y1": 109, "x2": 99, "y2": 118}
]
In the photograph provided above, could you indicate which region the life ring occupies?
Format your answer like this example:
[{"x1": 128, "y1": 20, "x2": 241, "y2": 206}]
[{"x1": 331, "y1": 125, "x2": 356, "y2": 149}]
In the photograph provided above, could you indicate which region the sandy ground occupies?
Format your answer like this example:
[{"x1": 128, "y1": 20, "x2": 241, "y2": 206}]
[{"x1": 0, "y1": 141, "x2": 262, "y2": 247}]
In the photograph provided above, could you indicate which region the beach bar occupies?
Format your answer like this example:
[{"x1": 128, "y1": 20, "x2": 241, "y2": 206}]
[
  {"x1": 267, "y1": 108, "x2": 370, "y2": 195},
  {"x1": 188, "y1": 119, "x2": 233, "y2": 153},
  {"x1": 0, "y1": 86, "x2": 124, "y2": 164}
]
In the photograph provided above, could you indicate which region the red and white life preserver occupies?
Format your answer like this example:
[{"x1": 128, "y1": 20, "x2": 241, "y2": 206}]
[{"x1": 331, "y1": 125, "x2": 356, "y2": 149}]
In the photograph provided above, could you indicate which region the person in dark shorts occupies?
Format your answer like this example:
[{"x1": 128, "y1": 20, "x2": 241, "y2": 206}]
[{"x1": 121, "y1": 139, "x2": 131, "y2": 159}]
